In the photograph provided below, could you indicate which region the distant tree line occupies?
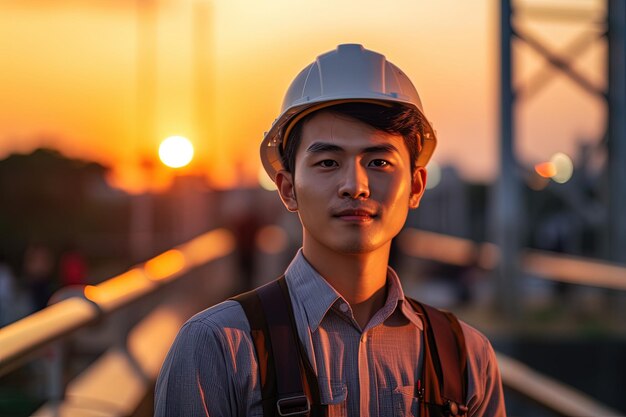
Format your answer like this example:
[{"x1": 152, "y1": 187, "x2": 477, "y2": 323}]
[{"x1": 0, "y1": 148, "x2": 132, "y2": 284}]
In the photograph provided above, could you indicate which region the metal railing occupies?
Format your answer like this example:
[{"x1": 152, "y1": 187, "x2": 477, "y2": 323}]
[
  {"x1": 398, "y1": 228, "x2": 626, "y2": 291},
  {"x1": 0, "y1": 228, "x2": 235, "y2": 377},
  {"x1": 498, "y1": 352, "x2": 623, "y2": 417}
]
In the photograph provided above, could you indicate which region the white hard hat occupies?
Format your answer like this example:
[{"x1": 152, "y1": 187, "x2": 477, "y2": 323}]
[{"x1": 260, "y1": 43, "x2": 437, "y2": 181}]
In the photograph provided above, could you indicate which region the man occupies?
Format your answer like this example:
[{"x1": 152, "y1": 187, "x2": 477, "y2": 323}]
[{"x1": 155, "y1": 44, "x2": 506, "y2": 417}]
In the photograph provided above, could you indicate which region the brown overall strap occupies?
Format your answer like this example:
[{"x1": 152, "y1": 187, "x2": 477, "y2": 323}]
[
  {"x1": 231, "y1": 285, "x2": 278, "y2": 416},
  {"x1": 231, "y1": 277, "x2": 325, "y2": 416},
  {"x1": 408, "y1": 298, "x2": 468, "y2": 417}
]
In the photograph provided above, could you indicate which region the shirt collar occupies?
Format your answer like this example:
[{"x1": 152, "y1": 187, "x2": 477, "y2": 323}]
[
  {"x1": 381, "y1": 267, "x2": 424, "y2": 330},
  {"x1": 284, "y1": 249, "x2": 423, "y2": 332}
]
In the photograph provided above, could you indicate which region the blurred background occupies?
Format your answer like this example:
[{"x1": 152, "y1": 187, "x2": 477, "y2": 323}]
[{"x1": 1, "y1": 0, "x2": 625, "y2": 416}]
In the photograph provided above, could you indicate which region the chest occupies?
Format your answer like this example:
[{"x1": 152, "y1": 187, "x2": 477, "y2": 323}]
[{"x1": 307, "y1": 311, "x2": 424, "y2": 416}]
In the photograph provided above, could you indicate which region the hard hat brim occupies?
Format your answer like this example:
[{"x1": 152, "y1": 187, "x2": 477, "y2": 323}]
[{"x1": 260, "y1": 97, "x2": 437, "y2": 182}]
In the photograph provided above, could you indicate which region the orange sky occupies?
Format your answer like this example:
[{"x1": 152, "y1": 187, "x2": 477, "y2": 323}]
[{"x1": 0, "y1": 0, "x2": 606, "y2": 192}]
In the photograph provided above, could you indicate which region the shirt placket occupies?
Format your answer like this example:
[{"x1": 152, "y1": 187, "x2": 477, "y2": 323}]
[{"x1": 358, "y1": 329, "x2": 370, "y2": 416}]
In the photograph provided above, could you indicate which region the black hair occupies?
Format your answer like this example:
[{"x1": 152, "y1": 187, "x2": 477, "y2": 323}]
[{"x1": 280, "y1": 102, "x2": 424, "y2": 177}]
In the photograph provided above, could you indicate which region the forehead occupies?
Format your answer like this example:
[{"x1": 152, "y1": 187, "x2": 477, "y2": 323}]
[{"x1": 298, "y1": 111, "x2": 406, "y2": 153}]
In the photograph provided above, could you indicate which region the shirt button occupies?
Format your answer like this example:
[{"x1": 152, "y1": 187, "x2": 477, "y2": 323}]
[
  {"x1": 340, "y1": 303, "x2": 349, "y2": 313},
  {"x1": 361, "y1": 334, "x2": 367, "y2": 343}
]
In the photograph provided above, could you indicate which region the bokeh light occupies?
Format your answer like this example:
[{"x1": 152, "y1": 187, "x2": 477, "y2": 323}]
[
  {"x1": 426, "y1": 161, "x2": 441, "y2": 190},
  {"x1": 534, "y1": 153, "x2": 574, "y2": 184},
  {"x1": 534, "y1": 162, "x2": 557, "y2": 179},
  {"x1": 255, "y1": 225, "x2": 288, "y2": 254},
  {"x1": 258, "y1": 166, "x2": 277, "y2": 191},
  {"x1": 551, "y1": 152, "x2": 574, "y2": 184}
]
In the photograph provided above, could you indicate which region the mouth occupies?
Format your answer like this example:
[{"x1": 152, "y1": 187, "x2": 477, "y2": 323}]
[{"x1": 332, "y1": 208, "x2": 378, "y2": 222}]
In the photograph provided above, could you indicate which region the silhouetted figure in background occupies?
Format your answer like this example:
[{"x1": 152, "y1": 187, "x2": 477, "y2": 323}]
[
  {"x1": 21, "y1": 243, "x2": 56, "y2": 311},
  {"x1": 223, "y1": 190, "x2": 261, "y2": 291},
  {"x1": 0, "y1": 258, "x2": 17, "y2": 326},
  {"x1": 59, "y1": 245, "x2": 87, "y2": 287}
]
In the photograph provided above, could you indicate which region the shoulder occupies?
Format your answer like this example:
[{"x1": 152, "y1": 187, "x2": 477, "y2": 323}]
[
  {"x1": 160, "y1": 299, "x2": 257, "y2": 377},
  {"x1": 406, "y1": 300, "x2": 497, "y2": 372},
  {"x1": 164, "y1": 299, "x2": 254, "y2": 366},
  {"x1": 456, "y1": 318, "x2": 506, "y2": 415},
  {"x1": 458, "y1": 319, "x2": 493, "y2": 357},
  {"x1": 415, "y1": 304, "x2": 496, "y2": 376},
  {"x1": 156, "y1": 300, "x2": 261, "y2": 416},
  {"x1": 456, "y1": 318, "x2": 498, "y2": 379},
  {"x1": 184, "y1": 299, "x2": 251, "y2": 333}
]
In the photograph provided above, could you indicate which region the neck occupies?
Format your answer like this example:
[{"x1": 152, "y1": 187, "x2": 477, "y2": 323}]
[{"x1": 302, "y1": 235, "x2": 391, "y2": 328}]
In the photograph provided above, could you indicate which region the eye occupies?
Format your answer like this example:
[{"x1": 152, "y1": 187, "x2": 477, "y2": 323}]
[
  {"x1": 369, "y1": 159, "x2": 390, "y2": 168},
  {"x1": 317, "y1": 159, "x2": 338, "y2": 168}
]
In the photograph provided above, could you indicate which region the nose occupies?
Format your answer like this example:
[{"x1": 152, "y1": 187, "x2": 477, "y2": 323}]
[{"x1": 338, "y1": 162, "x2": 370, "y2": 199}]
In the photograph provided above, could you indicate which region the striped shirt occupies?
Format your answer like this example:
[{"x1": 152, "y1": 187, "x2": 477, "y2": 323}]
[{"x1": 155, "y1": 250, "x2": 506, "y2": 416}]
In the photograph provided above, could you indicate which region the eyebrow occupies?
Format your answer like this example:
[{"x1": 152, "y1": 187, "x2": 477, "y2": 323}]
[
  {"x1": 305, "y1": 142, "x2": 400, "y2": 155},
  {"x1": 306, "y1": 142, "x2": 343, "y2": 153}
]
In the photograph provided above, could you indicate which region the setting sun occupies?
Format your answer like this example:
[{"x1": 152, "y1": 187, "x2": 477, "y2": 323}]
[{"x1": 159, "y1": 136, "x2": 194, "y2": 169}]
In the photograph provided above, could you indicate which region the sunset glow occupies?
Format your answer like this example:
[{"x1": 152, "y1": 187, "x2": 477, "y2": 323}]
[
  {"x1": 159, "y1": 136, "x2": 194, "y2": 169},
  {"x1": 0, "y1": 1, "x2": 605, "y2": 191}
]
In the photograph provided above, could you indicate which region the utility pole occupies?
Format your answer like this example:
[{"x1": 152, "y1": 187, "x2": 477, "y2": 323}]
[
  {"x1": 608, "y1": 0, "x2": 626, "y2": 264},
  {"x1": 193, "y1": 0, "x2": 215, "y2": 170},
  {"x1": 130, "y1": 0, "x2": 158, "y2": 263},
  {"x1": 492, "y1": 0, "x2": 522, "y2": 319}
]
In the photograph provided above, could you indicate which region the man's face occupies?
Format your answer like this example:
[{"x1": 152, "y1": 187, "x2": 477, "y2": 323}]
[{"x1": 276, "y1": 111, "x2": 426, "y2": 255}]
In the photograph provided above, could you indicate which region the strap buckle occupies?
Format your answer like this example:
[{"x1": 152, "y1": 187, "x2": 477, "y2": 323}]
[
  {"x1": 444, "y1": 399, "x2": 469, "y2": 416},
  {"x1": 276, "y1": 395, "x2": 310, "y2": 416}
]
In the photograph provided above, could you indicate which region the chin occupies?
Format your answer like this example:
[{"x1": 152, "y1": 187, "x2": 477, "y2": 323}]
[
  {"x1": 331, "y1": 238, "x2": 386, "y2": 255},
  {"x1": 305, "y1": 228, "x2": 391, "y2": 256}
]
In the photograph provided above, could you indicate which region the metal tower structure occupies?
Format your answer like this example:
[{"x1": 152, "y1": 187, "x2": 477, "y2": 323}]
[
  {"x1": 607, "y1": 0, "x2": 626, "y2": 264},
  {"x1": 193, "y1": 0, "x2": 215, "y2": 172},
  {"x1": 494, "y1": 0, "x2": 626, "y2": 317}
]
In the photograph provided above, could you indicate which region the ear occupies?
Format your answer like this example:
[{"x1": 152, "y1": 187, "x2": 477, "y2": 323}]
[
  {"x1": 275, "y1": 170, "x2": 298, "y2": 212},
  {"x1": 409, "y1": 166, "x2": 427, "y2": 209}
]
